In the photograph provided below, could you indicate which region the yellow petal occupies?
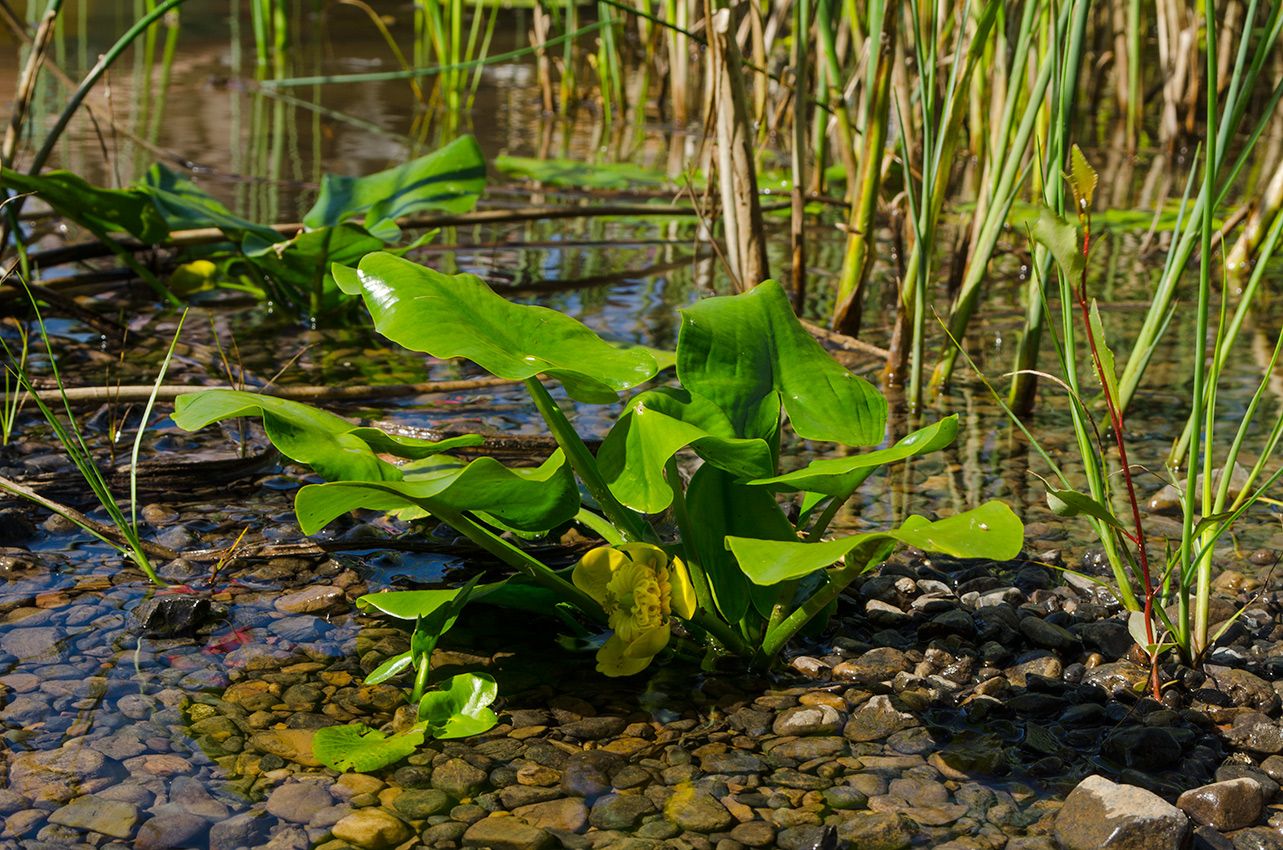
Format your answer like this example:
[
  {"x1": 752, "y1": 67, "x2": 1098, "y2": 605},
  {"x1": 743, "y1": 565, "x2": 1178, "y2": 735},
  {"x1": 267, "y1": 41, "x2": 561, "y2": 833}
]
[
  {"x1": 617, "y1": 543, "x2": 667, "y2": 570},
  {"x1": 573, "y1": 546, "x2": 628, "y2": 605},
  {"x1": 668, "y1": 556, "x2": 696, "y2": 620},
  {"x1": 596, "y1": 635, "x2": 654, "y2": 676},
  {"x1": 622, "y1": 625, "x2": 670, "y2": 659}
]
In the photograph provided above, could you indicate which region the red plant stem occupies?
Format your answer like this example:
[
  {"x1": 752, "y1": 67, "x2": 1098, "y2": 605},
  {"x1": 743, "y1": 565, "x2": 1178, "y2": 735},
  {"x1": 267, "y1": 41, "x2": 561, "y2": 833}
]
[{"x1": 1075, "y1": 223, "x2": 1161, "y2": 701}]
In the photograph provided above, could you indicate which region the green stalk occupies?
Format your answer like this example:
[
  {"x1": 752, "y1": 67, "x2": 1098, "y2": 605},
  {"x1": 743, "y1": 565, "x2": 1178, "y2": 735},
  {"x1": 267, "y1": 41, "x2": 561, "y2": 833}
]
[
  {"x1": 524, "y1": 377, "x2": 651, "y2": 544},
  {"x1": 434, "y1": 507, "x2": 606, "y2": 622}
]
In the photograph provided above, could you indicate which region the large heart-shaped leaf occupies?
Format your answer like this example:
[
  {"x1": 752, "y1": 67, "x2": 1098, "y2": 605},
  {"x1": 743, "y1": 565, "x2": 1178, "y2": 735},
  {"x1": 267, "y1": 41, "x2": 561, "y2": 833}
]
[
  {"x1": 729, "y1": 501, "x2": 1024, "y2": 585},
  {"x1": 171, "y1": 390, "x2": 480, "y2": 482},
  {"x1": 598, "y1": 388, "x2": 775, "y2": 512},
  {"x1": 417, "y1": 672, "x2": 499, "y2": 739},
  {"x1": 304, "y1": 136, "x2": 486, "y2": 240},
  {"x1": 332, "y1": 253, "x2": 658, "y2": 402},
  {"x1": 2, "y1": 167, "x2": 170, "y2": 243},
  {"x1": 295, "y1": 450, "x2": 579, "y2": 533},
  {"x1": 677, "y1": 280, "x2": 887, "y2": 444},
  {"x1": 743, "y1": 416, "x2": 959, "y2": 495},
  {"x1": 313, "y1": 724, "x2": 426, "y2": 772}
]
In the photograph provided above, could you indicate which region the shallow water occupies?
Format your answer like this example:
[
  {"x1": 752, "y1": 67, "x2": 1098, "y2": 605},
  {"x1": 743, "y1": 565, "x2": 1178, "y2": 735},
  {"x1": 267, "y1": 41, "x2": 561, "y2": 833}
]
[{"x1": 4, "y1": 2, "x2": 1283, "y2": 848}]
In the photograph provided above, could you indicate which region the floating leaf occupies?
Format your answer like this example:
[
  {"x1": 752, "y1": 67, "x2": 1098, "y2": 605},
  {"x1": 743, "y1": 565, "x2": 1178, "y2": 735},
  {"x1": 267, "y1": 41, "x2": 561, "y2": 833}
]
[
  {"x1": 2, "y1": 167, "x2": 169, "y2": 242},
  {"x1": 728, "y1": 501, "x2": 1024, "y2": 586},
  {"x1": 172, "y1": 390, "x2": 479, "y2": 482},
  {"x1": 332, "y1": 253, "x2": 658, "y2": 403},
  {"x1": 417, "y1": 673, "x2": 499, "y2": 739},
  {"x1": 304, "y1": 136, "x2": 486, "y2": 240},
  {"x1": 678, "y1": 280, "x2": 887, "y2": 445},
  {"x1": 743, "y1": 416, "x2": 959, "y2": 495},
  {"x1": 598, "y1": 388, "x2": 775, "y2": 513},
  {"x1": 313, "y1": 724, "x2": 426, "y2": 773},
  {"x1": 295, "y1": 450, "x2": 579, "y2": 534}
]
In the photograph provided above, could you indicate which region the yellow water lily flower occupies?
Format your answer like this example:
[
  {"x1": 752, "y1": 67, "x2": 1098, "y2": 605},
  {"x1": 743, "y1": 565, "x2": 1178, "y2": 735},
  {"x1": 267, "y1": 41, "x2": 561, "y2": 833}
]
[{"x1": 572, "y1": 543, "x2": 696, "y2": 676}]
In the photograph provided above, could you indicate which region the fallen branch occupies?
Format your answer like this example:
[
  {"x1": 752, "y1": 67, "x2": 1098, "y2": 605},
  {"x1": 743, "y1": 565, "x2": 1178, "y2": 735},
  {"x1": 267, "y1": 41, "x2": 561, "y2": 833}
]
[{"x1": 8, "y1": 377, "x2": 521, "y2": 406}]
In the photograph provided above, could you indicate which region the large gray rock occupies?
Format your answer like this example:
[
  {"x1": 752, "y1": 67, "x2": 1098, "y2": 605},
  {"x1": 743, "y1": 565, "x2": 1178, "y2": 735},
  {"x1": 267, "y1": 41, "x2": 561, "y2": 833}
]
[
  {"x1": 47, "y1": 795, "x2": 142, "y2": 839},
  {"x1": 1054, "y1": 775, "x2": 1191, "y2": 850},
  {"x1": 461, "y1": 815, "x2": 554, "y2": 850},
  {"x1": 844, "y1": 695, "x2": 920, "y2": 742},
  {"x1": 1176, "y1": 778, "x2": 1262, "y2": 831},
  {"x1": 330, "y1": 808, "x2": 414, "y2": 850}
]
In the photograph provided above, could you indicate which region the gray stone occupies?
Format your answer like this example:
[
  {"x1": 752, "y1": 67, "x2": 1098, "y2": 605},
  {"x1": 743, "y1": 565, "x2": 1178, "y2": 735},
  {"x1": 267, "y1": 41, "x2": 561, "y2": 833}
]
[
  {"x1": 833, "y1": 647, "x2": 913, "y2": 684},
  {"x1": 432, "y1": 758, "x2": 488, "y2": 800},
  {"x1": 208, "y1": 812, "x2": 270, "y2": 850},
  {"x1": 391, "y1": 788, "x2": 451, "y2": 818},
  {"x1": 589, "y1": 793, "x2": 656, "y2": 830},
  {"x1": 1081, "y1": 661, "x2": 1151, "y2": 698},
  {"x1": 1224, "y1": 721, "x2": 1283, "y2": 755},
  {"x1": 0, "y1": 626, "x2": 66, "y2": 660},
  {"x1": 9, "y1": 744, "x2": 110, "y2": 796},
  {"x1": 773, "y1": 704, "x2": 844, "y2": 737},
  {"x1": 560, "y1": 716, "x2": 628, "y2": 740},
  {"x1": 560, "y1": 750, "x2": 625, "y2": 800},
  {"x1": 844, "y1": 695, "x2": 920, "y2": 742},
  {"x1": 513, "y1": 797, "x2": 589, "y2": 833},
  {"x1": 167, "y1": 776, "x2": 230, "y2": 821},
  {"x1": 274, "y1": 586, "x2": 345, "y2": 615},
  {"x1": 48, "y1": 795, "x2": 142, "y2": 839},
  {"x1": 768, "y1": 737, "x2": 846, "y2": 761},
  {"x1": 700, "y1": 751, "x2": 764, "y2": 775},
  {"x1": 834, "y1": 813, "x2": 916, "y2": 849},
  {"x1": 1229, "y1": 827, "x2": 1283, "y2": 850},
  {"x1": 266, "y1": 781, "x2": 333, "y2": 824},
  {"x1": 1102, "y1": 727, "x2": 1184, "y2": 771},
  {"x1": 1177, "y1": 778, "x2": 1261, "y2": 831},
  {"x1": 1020, "y1": 616, "x2": 1081, "y2": 653},
  {"x1": 1207, "y1": 667, "x2": 1280, "y2": 714},
  {"x1": 663, "y1": 791, "x2": 734, "y2": 833},
  {"x1": 330, "y1": 808, "x2": 414, "y2": 850},
  {"x1": 461, "y1": 815, "x2": 554, "y2": 850},
  {"x1": 135, "y1": 813, "x2": 209, "y2": 850},
  {"x1": 1054, "y1": 775, "x2": 1191, "y2": 850}
]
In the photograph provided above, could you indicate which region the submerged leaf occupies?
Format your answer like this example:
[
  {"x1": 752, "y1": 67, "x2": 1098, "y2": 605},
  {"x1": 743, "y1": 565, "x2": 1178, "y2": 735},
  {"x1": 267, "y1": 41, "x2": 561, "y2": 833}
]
[
  {"x1": 333, "y1": 253, "x2": 658, "y2": 402},
  {"x1": 313, "y1": 724, "x2": 426, "y2": 773},
  {"x1": 418, "y1": 673, "x2": 499, "y2": 738}
]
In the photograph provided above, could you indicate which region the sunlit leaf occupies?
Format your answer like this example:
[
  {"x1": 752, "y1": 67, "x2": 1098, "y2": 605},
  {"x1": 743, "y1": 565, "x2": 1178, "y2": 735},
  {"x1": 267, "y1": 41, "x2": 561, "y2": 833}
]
[
  {"x1": 1069, "y1": 144, "x2": 1098, "y2": 215},
  {"x1": 295, "y1": 450, "x2": 579, "y2": 533},
  {"x1": 1046, "y1": 487, "x2": 1125, "y2": 529},
  {"x1": 743, "y1": 416, "x2": 959, "y2": 495},
  {"x1": 729, "y1": 501, "x2": 1024, "y2": 585},
  {"x1": 304, "y1": 136, "x2": 486, "y2": 240},
  {"x1": 598, "y1": 388, "x2": 775, "y2": 512},
  {"x1": 332, "y1": 253, "x2": 658, "y2": 402},
  {"x1": 417, "y1": 673, "x2": 499, "y2": 739},
  {"x1": 1031, "y1": 207, "x2": 1085, "y2": 283},
  {"x1": 678, "y1": 280, "x2": 887, "y2": 444},
  {"x1": 364, "y1": 651, "x2": 414, "y2": 686}
]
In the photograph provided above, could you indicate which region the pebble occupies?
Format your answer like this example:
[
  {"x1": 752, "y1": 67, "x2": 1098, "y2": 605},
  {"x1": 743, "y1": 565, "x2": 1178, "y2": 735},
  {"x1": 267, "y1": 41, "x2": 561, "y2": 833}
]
[
  {"x1": 330, "y1": 808, "x2": 413, "y2": 849},
  {"x1": 1055, "y1": 775, "x2": 1190, "y2": 850}
]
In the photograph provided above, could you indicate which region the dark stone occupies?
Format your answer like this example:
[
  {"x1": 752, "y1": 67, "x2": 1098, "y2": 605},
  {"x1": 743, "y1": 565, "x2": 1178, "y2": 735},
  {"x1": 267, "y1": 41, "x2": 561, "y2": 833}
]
[{"x1": 1102, "y1": 727, "x2": 1184, "y2": 771}]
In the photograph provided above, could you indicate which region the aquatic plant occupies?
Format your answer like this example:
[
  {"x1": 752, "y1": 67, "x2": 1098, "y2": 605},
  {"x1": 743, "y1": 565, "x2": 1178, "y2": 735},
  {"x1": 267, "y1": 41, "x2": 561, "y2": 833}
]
[{"x1": 176, "y1": 253, "x2": 1023, "y2": 676}]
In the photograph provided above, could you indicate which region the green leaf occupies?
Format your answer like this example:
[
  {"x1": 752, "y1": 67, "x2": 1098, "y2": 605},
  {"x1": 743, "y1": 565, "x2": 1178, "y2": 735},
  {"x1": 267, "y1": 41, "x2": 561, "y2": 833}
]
[
  {"x1": 365, "y1": 651, "x2": 414, "y2": 686},
  {"x1": 1068, "y1": 144, "x2": 1098, "y2": 215},
  {"x1": 295, "y1": 450, "x2": 579, "y2": 534},
  {"x1": 494, "y1": 155, "x2": 668, "y2": 190},
  {"x1": 1045, "y1": 488, "x2": 1126, "y2": 530},
  {"x1": 359, "y1": 573, "x2": 486, "y2": 622},
  {"x1": 677, "y1": 280, "x2": 887, "y2": 444},
  {"x1": 304, "y1": 136, "x2": 486, "y2": 240},
  {"x1": 313, "y1": 724, "x2": 426, "y2": 772},
  {"x1": 684, "y1": 466, "x2": 798, "y2": 622},
  {"x1": 333, "y1": 253, "x2": 659, "y2": 403},
  {"x1": 2, "y1": 167, "x2": 170, "y2": 243},
  {"x1": 243, "y1": 223, "x2": 387, "y2": 303},
  {"x1": 1031, "y1": 207, "x2": 1084, "y2": 283},
  {"x1": 418, "y1": 673, "x2": 499, "y2": 739},
  {"x1": 136, "y1": 164, "x2": 282, "y2": 244},
  {"x1": 598, "y1": 387, "x2": 775, "y2": 512},
  {"x1": 743, "y1": 416, "x2": 959, "y2": 495},
  {"x1": 1088, "y1": 299, "x2": 1121, "y2": 403},
  {"x1": 729, "y1": 501, "x2": 1024, "y2": 585},
  {"x1": 172, "y1": 390, "x2": 400, "y2": 481}
]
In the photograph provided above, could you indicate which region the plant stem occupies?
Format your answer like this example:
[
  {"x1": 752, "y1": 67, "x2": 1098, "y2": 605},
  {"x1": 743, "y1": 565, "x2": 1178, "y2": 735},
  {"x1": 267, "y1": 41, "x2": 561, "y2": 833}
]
[{"x1": 524, "y1": 377, "x2": 651, "y2": 544}]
